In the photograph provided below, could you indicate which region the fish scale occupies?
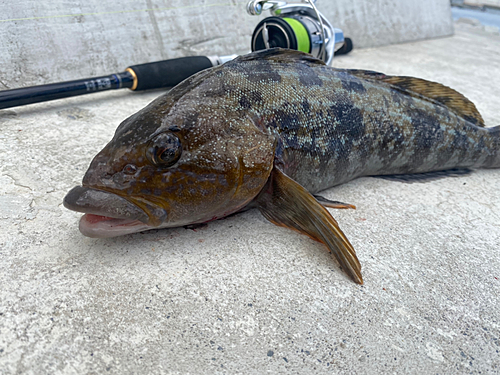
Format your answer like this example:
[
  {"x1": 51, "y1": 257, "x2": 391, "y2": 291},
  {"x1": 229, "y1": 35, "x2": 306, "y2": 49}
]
[
  {"x1": 216, "y1": 53, "x2": 498, "y2": 192},
  {"x1": 63, "y1": 48, "x2": 499, "y2": 284}
]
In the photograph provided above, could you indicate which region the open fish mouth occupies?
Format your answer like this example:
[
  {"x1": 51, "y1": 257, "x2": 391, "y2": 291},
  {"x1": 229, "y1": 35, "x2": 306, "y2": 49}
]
[{"x1": 63, "y1": 186, "x2": 154, "y2": 238}]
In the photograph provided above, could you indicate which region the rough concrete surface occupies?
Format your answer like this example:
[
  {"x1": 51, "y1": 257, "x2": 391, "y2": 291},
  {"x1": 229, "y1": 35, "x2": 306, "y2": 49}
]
[
  {"x1": 0, "y1": 23, "x2": 499, "y2": 374},
  {"x1": 0, "y1": 0, "x2": 453, "y2": 88}
]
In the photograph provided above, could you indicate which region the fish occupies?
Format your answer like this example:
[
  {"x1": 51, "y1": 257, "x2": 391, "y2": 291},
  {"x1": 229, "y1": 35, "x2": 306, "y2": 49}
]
[{"x1": 63, "y1": 48, "x2": 500, "y2": 284}]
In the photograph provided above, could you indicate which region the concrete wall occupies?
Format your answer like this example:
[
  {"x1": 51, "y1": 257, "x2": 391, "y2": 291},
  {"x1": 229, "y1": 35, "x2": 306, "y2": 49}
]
[{"x1": 0, "y1": 0, "x2": 454, "y2": 88}]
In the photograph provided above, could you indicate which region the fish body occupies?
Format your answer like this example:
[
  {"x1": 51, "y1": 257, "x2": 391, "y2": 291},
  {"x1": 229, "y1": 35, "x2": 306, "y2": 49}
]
[
  {"x1": 216, "y1": 51, "x2": 498, "y2": 192},
  {"x1": 64, "y1": 48, "x2": 500, "y2": 284}
]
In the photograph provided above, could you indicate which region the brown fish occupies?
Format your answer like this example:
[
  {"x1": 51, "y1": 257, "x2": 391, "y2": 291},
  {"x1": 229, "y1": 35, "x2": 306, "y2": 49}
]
[{"x1": 64, "y1": 49, "x2": 500, "y2": 284}]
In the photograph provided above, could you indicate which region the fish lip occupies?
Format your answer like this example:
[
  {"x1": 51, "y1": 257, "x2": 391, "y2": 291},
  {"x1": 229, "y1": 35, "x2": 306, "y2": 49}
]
[
  {"x1": 63, "y1": 186, "x2": 150, "y2": 224},
  {"x1": 78, "y1": 214, "x2": 153, "y2": 238}
]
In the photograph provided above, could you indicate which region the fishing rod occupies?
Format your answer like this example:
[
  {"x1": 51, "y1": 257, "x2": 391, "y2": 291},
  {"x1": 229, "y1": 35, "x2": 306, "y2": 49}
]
[
  {"x1": 0, "y1": 55, "x2": 237, "y2": 110},
  {"x1": 0, "y1": 0, "x2": 351, "y2": 110}
]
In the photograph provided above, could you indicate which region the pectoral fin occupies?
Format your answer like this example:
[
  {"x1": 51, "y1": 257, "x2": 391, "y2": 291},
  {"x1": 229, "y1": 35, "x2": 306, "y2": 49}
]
[{"x1": 254, "y1": 167, "x2": 363, "y2": 284}]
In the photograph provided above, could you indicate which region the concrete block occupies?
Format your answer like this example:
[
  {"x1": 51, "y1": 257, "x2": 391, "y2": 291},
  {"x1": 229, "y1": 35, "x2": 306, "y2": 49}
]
[
  {"x1": 0, "y1": 22, "x2": 499, "y2": 374},
  {"x1": 0, "y1": 0, "x2": 453, "y2": 88},
  {"x1": 323, "y1": 0, "x2": 454, "y2": 49},
  {"x1": 464, "y1": 0, "x2": 500, "y2": 8}
]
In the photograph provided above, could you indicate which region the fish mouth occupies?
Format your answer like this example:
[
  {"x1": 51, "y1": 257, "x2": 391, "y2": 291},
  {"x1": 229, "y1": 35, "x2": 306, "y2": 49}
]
[{"x1": 63, "y1": 186, "x2": 155, "y2": 238}]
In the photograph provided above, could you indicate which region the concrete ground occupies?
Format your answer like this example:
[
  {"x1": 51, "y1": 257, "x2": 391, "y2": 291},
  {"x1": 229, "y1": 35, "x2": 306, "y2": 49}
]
[{"x1": 1, "y1": 23, "x2": 499, "y2": 374}]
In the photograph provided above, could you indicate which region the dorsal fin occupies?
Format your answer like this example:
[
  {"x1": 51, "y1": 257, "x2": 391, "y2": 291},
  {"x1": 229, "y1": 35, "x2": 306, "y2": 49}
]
[
  {"x1": 233, "y1": 47, "x2": 326, "y2": 66},
  {"x1": 345, "y1": 69, "x2": 485, "y2": 127}
]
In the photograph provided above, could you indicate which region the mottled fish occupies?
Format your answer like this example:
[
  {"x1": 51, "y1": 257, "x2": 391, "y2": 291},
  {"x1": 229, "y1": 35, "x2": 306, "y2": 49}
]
[{"x1": 64, "y1": 48, "x2": 500, "y2": 284}]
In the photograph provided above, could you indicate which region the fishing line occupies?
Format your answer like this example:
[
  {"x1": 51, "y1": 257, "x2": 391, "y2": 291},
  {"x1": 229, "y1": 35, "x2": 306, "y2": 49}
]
[{"x1": 0, "y1": 1, "x2": 248, "y2": 23}]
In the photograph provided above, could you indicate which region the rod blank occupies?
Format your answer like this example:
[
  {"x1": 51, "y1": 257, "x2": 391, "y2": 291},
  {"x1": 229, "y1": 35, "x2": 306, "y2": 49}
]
[{"x1": 0, "y1": 56, "x2": 216, "y2": 110}]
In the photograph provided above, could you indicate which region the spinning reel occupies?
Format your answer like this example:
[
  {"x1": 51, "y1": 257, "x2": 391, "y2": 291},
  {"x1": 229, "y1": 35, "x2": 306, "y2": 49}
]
[{"x1": 247, "y1": 0, "x2": 346, "y2": 65}]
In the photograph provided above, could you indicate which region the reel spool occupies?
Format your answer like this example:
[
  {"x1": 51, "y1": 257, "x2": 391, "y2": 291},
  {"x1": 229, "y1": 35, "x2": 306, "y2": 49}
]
[{"x1": 247, "y1": 0, "x2": 346, "y2": 65}]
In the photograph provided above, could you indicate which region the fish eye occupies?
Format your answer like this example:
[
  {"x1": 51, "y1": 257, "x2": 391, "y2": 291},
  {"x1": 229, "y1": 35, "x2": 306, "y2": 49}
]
[{"x1": 147, "y1": 132, "x2": 182, "y2": 168}]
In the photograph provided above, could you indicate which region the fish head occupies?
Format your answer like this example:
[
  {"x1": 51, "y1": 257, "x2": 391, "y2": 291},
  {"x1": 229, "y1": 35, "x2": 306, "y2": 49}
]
[{"x1": 64, "y1": 74, "x2": 275, "y2": 237}]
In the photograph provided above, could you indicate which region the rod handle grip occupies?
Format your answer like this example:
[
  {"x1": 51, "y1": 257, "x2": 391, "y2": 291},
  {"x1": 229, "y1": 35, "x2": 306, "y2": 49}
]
[{"x1": 127, "y1": 56, "x2": 214, "y2": 91}]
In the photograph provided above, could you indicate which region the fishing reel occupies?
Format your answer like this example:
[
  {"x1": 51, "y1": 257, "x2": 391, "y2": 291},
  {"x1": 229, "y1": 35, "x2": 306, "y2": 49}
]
[{"x1": 247, "y1": 0, "x2": 347, "y2": 65}]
